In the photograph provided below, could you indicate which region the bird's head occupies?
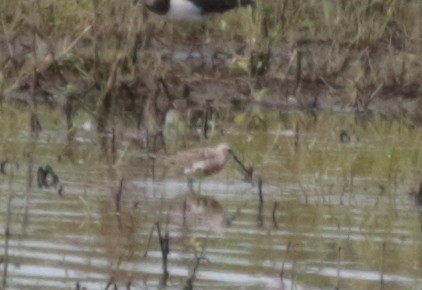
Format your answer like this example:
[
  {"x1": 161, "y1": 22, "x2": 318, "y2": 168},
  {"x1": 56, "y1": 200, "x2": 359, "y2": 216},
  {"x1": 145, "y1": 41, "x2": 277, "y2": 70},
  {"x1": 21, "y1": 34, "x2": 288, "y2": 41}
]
[{"x1": 216, "y1": 143, "x2": 232, "y2": 159}]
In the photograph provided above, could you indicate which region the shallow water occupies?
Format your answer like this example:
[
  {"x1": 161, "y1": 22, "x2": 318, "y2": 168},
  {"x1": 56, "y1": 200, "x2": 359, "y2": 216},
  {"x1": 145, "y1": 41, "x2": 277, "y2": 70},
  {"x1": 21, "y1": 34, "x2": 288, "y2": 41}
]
[{"x1": 1, "y1": 108, "x2": 422, "y2": 290}]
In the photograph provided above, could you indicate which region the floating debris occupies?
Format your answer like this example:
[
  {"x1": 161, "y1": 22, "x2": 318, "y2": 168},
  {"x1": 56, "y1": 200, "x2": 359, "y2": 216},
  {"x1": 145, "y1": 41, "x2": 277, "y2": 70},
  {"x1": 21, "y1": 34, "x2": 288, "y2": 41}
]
[
  {"x1": 340, "y1": 129, "x2": 351, "y2": 143},
  {"x1": 412, "y1": 181, "x2": 422, "y2": 206},
  {"x1": 0, "y1": 159, "x2": 19, "y2": 175},
  {"x1": 37, "y1": 165, "x2": 63, "y2": 196},
  {"x1": 0, "y1": 160, "x2": 8, "y2": 175}
]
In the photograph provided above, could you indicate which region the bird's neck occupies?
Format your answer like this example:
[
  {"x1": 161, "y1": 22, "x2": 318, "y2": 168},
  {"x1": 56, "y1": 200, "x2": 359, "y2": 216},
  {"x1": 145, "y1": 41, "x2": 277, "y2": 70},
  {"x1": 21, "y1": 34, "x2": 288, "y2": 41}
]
[{"x1": 219, "y1": 153, "x2": 230, "y2": 166}]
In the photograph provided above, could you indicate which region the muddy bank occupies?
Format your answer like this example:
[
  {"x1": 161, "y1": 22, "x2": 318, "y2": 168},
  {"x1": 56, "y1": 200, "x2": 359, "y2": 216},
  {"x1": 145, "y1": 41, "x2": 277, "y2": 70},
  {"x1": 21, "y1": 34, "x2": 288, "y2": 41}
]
[
  {"x1": 3, "y1": 43, "x2": 422, "y2": 128},
  {"x1": 184, "y1": 72, "x2": 422, "y2": 121}
]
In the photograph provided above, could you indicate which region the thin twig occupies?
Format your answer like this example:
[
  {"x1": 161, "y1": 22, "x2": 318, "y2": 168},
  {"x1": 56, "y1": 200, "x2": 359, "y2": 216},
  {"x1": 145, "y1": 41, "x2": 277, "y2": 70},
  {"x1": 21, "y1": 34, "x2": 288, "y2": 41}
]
[
  {"x1": 2, "y1": 176, "x2": 14, "y2": 287},
  {"x1": 336, "y1": 246, "x2": 341, "y2": 290},
  {"x1": 380, "y1": 241, "x2": 386, "y2": 290},
  {"x1": 184, "y1": 236, "x2": 209, "y2": 290},
  {"x1": 257, "y1": 177, "x2": 264, "y2": 227},
  {"x1": 143, "y1": 224, "x2": 156, "y2": 257},
  {"x1": 272, "y1": 201, "x2": 279, "y2": 228},
  {"x1": 111, "y1": 127, "x2": 117, "y2": 164},
  {"x1": 280, "y1": 241, "x2": 291, "y2": 282},
  {"x1": 115, "y1": 177, "x2": 125, "y2": 214},
  {"x1": 96, "y1": 53, "x2": 124, "y2": 155},
  {"x1": 295, "y1": 50, "x2": 302, "y2": 91},
  {"x1": 156, "y1": 222, "x2": 170, "y2": 287}
]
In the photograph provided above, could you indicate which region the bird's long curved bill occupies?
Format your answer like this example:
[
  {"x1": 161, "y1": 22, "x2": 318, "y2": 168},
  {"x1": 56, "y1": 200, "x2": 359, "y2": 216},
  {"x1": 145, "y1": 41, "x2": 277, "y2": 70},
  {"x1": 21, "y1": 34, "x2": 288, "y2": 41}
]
[{"x1": 230, "y1": 151, "x2": 253, "y2": 182}]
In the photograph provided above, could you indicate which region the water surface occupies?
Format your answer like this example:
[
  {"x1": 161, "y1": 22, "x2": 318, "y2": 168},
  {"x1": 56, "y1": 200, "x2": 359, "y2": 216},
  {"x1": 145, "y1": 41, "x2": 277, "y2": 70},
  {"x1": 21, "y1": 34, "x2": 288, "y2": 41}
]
[{"x1": 1, "y1": 109, "x2": 422, "y2": 290}]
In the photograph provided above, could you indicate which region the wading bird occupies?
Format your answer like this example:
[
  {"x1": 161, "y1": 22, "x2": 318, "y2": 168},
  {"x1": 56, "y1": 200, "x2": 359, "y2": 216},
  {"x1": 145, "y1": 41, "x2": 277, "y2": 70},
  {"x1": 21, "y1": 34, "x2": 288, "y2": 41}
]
[
  {"x1": 164, "y1": 142, "x2": 252, "y2": 189},
  {"x1": 143, "y1": 0, "x2": 254, "y2": 21}
]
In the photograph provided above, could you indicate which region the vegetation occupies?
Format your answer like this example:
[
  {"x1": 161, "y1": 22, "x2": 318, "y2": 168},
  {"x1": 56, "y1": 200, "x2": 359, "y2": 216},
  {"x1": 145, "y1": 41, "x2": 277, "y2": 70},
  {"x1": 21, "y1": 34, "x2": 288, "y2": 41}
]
[
  {"x1": 1, "y1": 105, "x2": 422, "y2": 289},
  {"x1": 0, "y1": 1, "x2": 421, "y2": 133},
  {"x1": 1, "y1": 3, "x2": 422, "y2": 287}
]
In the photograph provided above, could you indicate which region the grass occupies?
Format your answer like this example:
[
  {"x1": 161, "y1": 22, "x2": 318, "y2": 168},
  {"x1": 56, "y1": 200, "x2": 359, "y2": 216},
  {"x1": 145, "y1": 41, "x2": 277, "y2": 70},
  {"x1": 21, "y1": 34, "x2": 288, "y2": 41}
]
[
  {"x1": 0, "y1": 1, "x2": 420, "y2": 111},
  {"x1": 0, "y1": 4, "x2": 422, "y2": 288}
]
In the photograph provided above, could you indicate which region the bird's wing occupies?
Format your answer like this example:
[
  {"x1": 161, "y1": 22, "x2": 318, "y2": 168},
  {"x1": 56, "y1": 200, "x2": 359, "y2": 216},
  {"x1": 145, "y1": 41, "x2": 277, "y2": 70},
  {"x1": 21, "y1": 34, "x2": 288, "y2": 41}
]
[{"x1": 164, "y1": 147, "x2": 211, "y2": 168}]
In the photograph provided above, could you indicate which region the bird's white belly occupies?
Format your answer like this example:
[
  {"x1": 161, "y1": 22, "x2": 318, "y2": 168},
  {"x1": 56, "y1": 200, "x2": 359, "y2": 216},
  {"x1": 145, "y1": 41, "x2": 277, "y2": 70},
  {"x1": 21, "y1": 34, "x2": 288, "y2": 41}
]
[
  {"x1": 185, "y1": 160, "x2": 208, "y2": 175},
  {"x1": 167, "y1": 0, "x2": 202, "y2": 21}
]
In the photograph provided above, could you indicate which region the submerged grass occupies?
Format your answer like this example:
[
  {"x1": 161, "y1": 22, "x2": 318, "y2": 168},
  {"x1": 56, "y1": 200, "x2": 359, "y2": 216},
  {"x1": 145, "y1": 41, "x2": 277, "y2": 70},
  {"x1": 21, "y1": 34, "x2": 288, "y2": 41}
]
[
  {"x1": 228, "y1": 111, "x2": 422, "y2": 288},
  {"x1": 251, "y1": 112, "x2": 421, "y2": 184},
  {"x1": 1, "y1": 104, "x2": 422, "y2": 289}
]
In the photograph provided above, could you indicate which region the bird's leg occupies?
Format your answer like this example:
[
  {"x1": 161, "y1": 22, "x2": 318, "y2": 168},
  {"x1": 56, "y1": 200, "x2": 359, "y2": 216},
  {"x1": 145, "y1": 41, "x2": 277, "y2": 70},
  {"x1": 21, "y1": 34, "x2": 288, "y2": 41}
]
[{"x1": 187, "y1": 177, "x2": 194, "y2": 193}]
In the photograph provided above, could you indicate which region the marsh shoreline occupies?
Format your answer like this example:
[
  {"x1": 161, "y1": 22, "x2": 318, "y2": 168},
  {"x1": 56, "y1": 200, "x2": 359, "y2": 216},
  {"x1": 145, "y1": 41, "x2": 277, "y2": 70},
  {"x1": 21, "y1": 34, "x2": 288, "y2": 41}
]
[{"x1": 1, "y1": 0, "x2": 422, "y2": 128}]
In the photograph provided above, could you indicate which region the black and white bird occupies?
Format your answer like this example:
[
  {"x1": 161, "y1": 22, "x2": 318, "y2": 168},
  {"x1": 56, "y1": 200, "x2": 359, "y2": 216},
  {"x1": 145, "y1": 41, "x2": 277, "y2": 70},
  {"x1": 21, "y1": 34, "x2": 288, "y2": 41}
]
[{"x1": 143, "y1": 0, "x2": 254, "y2": 21}]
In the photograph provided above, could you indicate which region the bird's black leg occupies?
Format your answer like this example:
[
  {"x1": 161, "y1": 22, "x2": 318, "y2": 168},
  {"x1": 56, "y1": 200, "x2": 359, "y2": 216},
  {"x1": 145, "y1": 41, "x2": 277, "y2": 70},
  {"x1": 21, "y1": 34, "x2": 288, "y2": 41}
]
[{"x1": 187, "y1": 177, "x2": 194, "y2": 193}]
